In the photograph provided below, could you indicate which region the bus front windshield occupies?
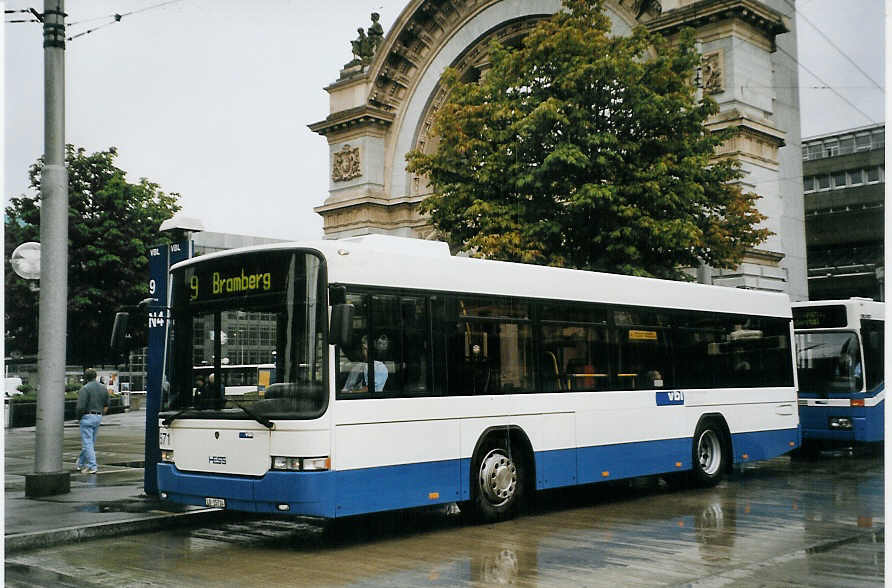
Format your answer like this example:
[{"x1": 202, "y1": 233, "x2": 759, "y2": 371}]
[
  {"x1": 162, "y1": 251, "x2": 327, "y2": 419},
  {"x1": 795, "y1": 331, "x2": 863, "y2": 395}
]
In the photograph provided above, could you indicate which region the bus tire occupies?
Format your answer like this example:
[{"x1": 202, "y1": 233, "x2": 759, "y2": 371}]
[
  {"x1": 468, "y1": 436, "x2": 528, "y2": 523},
  {"x1": 691, "y1": 420, "x2": 727, "y2": 487}
]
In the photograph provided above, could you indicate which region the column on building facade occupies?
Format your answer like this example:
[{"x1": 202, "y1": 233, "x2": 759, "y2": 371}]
[{"x1": 650, "y1": 0, "x2": 807, "y2": 297}]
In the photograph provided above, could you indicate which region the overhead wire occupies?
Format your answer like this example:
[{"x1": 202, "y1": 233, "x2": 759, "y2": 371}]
[
  {"x1": 775, "y1": 44, "x2": 878, "y2": 126},
  {"x1": 66, "y1": 0, "x2": 184, "y2": 41},
  {"x1": 6, "y1": 1, "x2": 184, "y2": 33},
  {"x1": 5, "y1": 7, "x2": 41, "y2": 23},
  {"x1": 68, "y1": 12, "x2": 123, "y2": 27},
  {"x1": 784, "y1": 0, "x2": 884, "y2": 94}
]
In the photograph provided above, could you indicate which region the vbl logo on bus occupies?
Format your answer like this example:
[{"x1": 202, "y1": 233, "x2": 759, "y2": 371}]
[{"x1": 656, "y1": 391, "x2": 684, "y2": 406}]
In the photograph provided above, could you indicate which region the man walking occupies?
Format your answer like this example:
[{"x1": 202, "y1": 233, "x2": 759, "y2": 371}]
[{"x1": 75, "y1": 368, "x2": 109, "y2": 474}]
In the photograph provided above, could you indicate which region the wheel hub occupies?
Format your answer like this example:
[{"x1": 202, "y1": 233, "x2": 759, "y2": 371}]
[
  {"x1": 698, "y1": 430, "x2": 721, "y2": 476},
  {"x1": 479, "y1": 449, "x2": 517, "y2": 506}
]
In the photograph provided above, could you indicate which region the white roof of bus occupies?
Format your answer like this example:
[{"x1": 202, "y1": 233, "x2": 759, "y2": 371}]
[{"x1": 171, "y1": 235, "x2": 792, "y2": 318}]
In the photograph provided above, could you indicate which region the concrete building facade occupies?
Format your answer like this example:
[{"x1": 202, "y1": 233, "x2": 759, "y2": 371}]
[
  {"x1": 310, "y1": 0, "x2": 807, "y2": 299},
  {"x1": 801, "y1": 124, "x2": 885, "y2": 301}
]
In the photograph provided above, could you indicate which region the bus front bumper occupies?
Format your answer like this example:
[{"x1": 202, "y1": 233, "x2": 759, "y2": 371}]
[
  {"x1": 157, "y1": 463, "x2": 336, "y2": 518},
  {"x1": 798, "y1": 402, "x2": 884, "y2": 444}
]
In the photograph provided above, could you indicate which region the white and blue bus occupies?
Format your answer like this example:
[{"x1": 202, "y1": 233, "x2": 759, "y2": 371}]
[
  {"x1": 156, "y1": 235, "x2": 798, "y2": 521},
  {"x1": 792, "y1": 299, "x2": 884, "y2": 453}
]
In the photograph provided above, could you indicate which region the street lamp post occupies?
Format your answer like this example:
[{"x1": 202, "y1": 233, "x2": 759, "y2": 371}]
[{"x1": 27, "y1": 0, "x2": 70, "y2": 498}]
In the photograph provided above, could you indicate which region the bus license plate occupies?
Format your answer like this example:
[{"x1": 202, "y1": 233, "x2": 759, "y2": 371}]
[{"x1": 205, "y1": 497, "x2": 226, "y2": 508}]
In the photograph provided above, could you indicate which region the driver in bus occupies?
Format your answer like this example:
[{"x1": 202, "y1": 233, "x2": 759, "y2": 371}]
[
  {"x1": 195, "y1": 373, "x2": 222, "y2": 408},
  {"x1": 193, "y1": 375, "x2": 209, "y2": 407},
  {"x1": 838, "y1": 339, "x2": 863, "y2": 388},
  {"x1": 342, "y1": 335, "x2": 389, "y2": 393}
]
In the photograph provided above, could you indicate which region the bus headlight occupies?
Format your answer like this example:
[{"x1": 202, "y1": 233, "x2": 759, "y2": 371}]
[
  {"x1": 302, "y1": 457, "x2": 331, "y2": 471},
  {"x1": 161, "y1": 450, "x2": 174, "y2": 462},
  {"x1": 270, "y1": 456, "x2": 330, "y2": 471},
  {"x1": 271, "y1": 456, "x2": 301, "y2": 471},
  {"x1": 829, "y1": 417, "x2": 853, "y2": 430}
]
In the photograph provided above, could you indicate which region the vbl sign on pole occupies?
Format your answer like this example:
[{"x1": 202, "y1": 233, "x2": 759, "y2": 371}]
[{"x1": 145, "y1": 241, "x2": 191, "y2": 495}]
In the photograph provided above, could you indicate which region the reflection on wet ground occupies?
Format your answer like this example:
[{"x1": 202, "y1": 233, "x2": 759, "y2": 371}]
[{"x1": 7, "y1": 452, "x2": 883, "y2": 587}]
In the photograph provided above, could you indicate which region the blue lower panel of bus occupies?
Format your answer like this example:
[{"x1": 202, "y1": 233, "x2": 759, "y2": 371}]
[
  {"x1": 158, "y1": 427, "x2": 798, "y2": 518},
  {"x1": 335, "y1": 460, "x2": 462, "y2": 517},
  {"x1": 572, "y1": 437, "x2": 692, "y2": 486},
  {"x1": 730, "y1": 428, "x2": 801, "y2": 462},
  {"x1": 799, "y1": 400, "x2": 884, "y2": 444}
]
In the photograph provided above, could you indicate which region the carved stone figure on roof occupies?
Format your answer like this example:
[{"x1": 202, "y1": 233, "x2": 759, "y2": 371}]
[
  {"x1": 368, "y1": 12, "x2": 384, "y2": 54},
  {"x1": 346, "y1": 13, "x2": 386, "y2": 71},
  {"x1": 349, "y1": 28, "x2": 369, "y2": 67}
]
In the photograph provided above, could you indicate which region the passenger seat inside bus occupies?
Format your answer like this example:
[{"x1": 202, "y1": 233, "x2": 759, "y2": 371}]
[{"x1": 542, "y1": 351, "x2": 563, "y2": 392}]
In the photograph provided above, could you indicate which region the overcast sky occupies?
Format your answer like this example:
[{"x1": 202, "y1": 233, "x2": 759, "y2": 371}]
[{"x1": 3, "y1": 0, "x2": 886, "y2": 242}]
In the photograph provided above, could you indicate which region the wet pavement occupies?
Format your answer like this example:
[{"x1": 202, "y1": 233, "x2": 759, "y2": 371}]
[
  {"x1": 4, "y1": 409, "x2": 224, "y2": 553},
  {"x1": 5, "y1": 445, "x2": 884, "y2": 587}
]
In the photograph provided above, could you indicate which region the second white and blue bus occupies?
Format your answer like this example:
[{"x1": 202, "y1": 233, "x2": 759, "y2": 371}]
[
  {"x1": 152, "y1": 235, "x2": 799, "y2": 521},
  {"x1": 793, "y1": 299, "x2": 884, "y2": 454}
]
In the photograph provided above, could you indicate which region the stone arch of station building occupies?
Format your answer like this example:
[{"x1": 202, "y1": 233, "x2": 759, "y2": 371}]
[{"x1": 361, "y1": 0, "x2": 657, "y2": 202}]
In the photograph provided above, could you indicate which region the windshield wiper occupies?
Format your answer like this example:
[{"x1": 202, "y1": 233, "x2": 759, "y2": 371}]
[
  {"x1": 161, "y1": 409, "x2": 188, "y2": 426},
  {"x1": 796, "y1": 343, "x2": 826, "y2": 355},
  {"x1": 235, "y1": 401, "x2": 275, "y2": 430}
]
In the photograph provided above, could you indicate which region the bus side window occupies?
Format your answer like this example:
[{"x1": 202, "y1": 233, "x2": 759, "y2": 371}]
[
  {"x1": 674, "y1": 327, "x2": 720, "y2": 389},
  {"x1": 441, "y1": 295, "x2": 534, "y2": 396},
  {"x1": 540, "y1": 323, "x2": 609, "y2": 392},
  {"x1": 862, "y1": 319, "x2": 884, "y2": 390},
  {"x1": 336, "y1": 293, "x2": 369, "y2": 397},
  {"x1": 401, "y1": 297, "x2": 430, "y2": 395},
  {"x1": 370, "y1": 295, "x2": 430, "y2": 396},
  {"x1": 613, "y1": 320, "x2": 672, "y2": 391}
]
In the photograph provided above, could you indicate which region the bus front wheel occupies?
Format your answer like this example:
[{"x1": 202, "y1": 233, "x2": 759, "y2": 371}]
[
  {"x1": 468, "y1": 437, "x2": 528, "y2": 523},
  {"x1": 691, "y1": 421, "x2": 727, "y2": 487}
]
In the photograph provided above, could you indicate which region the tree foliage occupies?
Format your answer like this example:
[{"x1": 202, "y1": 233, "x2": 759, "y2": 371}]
[
  {"x1": 407, "y1": 0, "x2": 769, "y2": 279},
  {"x1": 5, "y1": 145, "x2": 181, "y2": 365}
]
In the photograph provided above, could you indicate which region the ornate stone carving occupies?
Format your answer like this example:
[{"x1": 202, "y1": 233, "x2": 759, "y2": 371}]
[
  {"x1": 346, "y1": 13, "x2": 386, "y2": 69},
  {"x1": 634, "y1": 0, "x2": 662, "y2": 20},
  {"x1": 332, "y1": 144, "x2": 361, "y2": 182},
  {"x1": 701, "y1": 50, "x2": 724, "y2": 94}
]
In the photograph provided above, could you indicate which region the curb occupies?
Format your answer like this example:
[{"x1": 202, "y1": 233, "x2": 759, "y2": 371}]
[{"x1": 5, "y1": 507, "x2": 229, "y2": 554}]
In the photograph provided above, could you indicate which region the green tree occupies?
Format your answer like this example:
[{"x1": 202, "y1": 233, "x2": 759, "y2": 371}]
[
  {"x1": 5, "y1": 145, "x2": 181, "y2": 364},
  {"x1": 407, "y1": 0, "x2": 769, "y2": 279}
]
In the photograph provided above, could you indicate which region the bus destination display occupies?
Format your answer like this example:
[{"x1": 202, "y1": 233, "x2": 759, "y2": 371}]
[
  {"x1": 186, "y1": 257, "x2": 287, "y2": 303},
  {"x1": 792, "y1": 305, "x2": 847, "y2": 329}
]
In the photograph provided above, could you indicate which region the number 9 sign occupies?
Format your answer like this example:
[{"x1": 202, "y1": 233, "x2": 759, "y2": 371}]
[{"x1": 149, "y1": 279, "x2": 157, "y2": 295}]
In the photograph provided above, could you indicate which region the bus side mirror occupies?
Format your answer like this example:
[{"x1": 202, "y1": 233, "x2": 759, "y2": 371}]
[
  {"x1": 110, "y1": 312, "x2": 130, "y2": 353},
  {"x1": 330, "y1": 304, "x2": 354, "y2": 348}
]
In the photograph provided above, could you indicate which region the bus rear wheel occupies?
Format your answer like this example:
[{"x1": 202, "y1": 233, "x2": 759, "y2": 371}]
[
  {"x1": 468, "y1": 438, "x2": 528, "y2": 523},
  {"x1": 691, "y1": 421, "x2": 726, "y2": 487}
]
